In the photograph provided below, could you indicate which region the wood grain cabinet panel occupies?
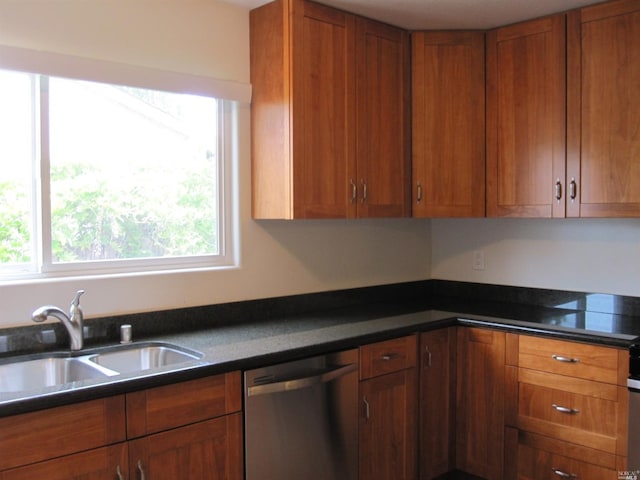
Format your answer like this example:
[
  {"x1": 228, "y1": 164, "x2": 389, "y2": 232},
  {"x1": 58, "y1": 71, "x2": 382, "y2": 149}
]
[
  {"x1": 0, "y1": 372, "x2": 243, "y2": 480},
  {"x1": 359, "y1": 335, "x2": 417, "y2": 480},
  {"x1": 516, "y1": 431, "x2": 620, "y2": 479},
  {"x1": 0, "y1": 396, "x2": 125, "y2": 471},
  {"x1": 251, "y1": 0, "x2": 410, "y2": 219},
  {"x1": 360, "y1": 335, "x2": 417, "y2": 379},
  {"x1": 128, "y1": 413, "x2": 243, "y2": 480},
  {"x1": 455, "y1": 327, "x2": 506, "y2": 480},
  {"x1": 356, "y1": 17, "x2": 411, "y2": 218},
  {"x1": 419, "y1": 328, "x2": 456, "y2": 480},
  {"x1": 1, "y1": 444, "x2": 129, "y2": 480},
  {"x1": 518, "y1": 335, "x2": 624, "y2": 385},
  {"x1": 126, "y1": 372, "x2": 241, "y2": 438},
  {"x1": 250, "y1": 0, "x2": 356, "y2": 219},
  {"x1": 513, "y1": 334, "x2": 629, "y2": 472},
  {"x1": 567, "y1": 0, "x2": 640, "y2": 217},
  {"x1": 486, "y1": 14, "x2": 566, "y2": 217},
  {"x1": 412, "y1": 31, "x2": 485, "y2": 218}
]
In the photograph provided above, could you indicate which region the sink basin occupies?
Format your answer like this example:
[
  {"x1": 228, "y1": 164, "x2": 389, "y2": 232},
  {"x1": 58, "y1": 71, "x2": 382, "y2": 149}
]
[
  {"x1": 0, "y1": 342, "x2": 203, "y2": 394},
  {"x1": 88, "y1": 343, "x2": 202, "y2": 374},
  {"x1": 0, "y1": 356, "x2": 114, "y2": 393}
]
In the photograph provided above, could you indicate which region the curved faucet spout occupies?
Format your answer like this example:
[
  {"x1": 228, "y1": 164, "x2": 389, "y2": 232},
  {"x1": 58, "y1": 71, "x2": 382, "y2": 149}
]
[
  {"x1": 32, "y1": 306, "x2": 69, "y2": 325},
  {"x1": 32, "y1": 291, "x2": 85, "y2": 351}
]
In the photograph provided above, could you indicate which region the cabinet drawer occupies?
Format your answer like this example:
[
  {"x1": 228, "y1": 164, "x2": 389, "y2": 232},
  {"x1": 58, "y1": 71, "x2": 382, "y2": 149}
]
[
  {"x1": 518, "y1": 335, "x2": 623, "y2": 384},
  {"x1": 517, "y1": 378, "x2": 625, "y2": 454},
  {"x1": 0, "y1": 396, "x2": 126, "y2": 471},
  {"x1": 518, "y1": 436, "x2": 618, "y2": 479},
  {"x1": 1, "y1": 443, "x2": 128, "y2": 480},
  {"x1": 360, "y1": 335, "x2": 417, "y2": 380},
  {"x1": 126, "y1": 372, "x2": 242, "y2": 438}
]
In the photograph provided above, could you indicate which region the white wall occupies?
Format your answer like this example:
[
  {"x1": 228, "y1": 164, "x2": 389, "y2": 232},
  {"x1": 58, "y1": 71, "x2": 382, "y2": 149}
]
[
  {"x1": 0, "y1": 0, "x2": 432, "y2": 327},
  {"x1": 432, "y1": 218, "x2": 640, "y2": 297}
]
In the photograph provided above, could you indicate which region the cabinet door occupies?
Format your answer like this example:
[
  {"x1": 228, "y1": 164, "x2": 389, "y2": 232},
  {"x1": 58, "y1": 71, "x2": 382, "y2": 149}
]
[
  {"x1": 250, "y1": 0, "x2": 356, "y2": 219},
  {"x1": 291, "y1": 0, "x2": 357, "y2": 218},
  {"x1": 419, "y1": 329, "x2": 456, "y2": 480},
  {"x1": 456, "y1": 327, "x2": 506, "y2": 479},
  {"x1": 360, "y1": 369, "x2": 417, "y2": 480},
  {"x1": 128, "y1": 413, "x2": 243, "y2": 480},
  {"x1": 567, "y1": 0, "x2": 640, "y2": 217},
  {"x1": 1, "y1": 444, "x2": 128, "y2": 480},
  {"x1": 356, "y1": 18, "x2": 410, "y2": 218},
  {"x1": 412, "y1": 31, "x2": 485, "y2": 218},
  {"x1": 486, "y1": 15, "x2": 566, "y2": 217}
]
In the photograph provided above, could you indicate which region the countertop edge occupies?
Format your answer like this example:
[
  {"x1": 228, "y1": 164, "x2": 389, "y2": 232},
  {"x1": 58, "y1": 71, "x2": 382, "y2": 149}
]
[{"x1": 0, "y1": 308, "x2": 635, "y2": 417}]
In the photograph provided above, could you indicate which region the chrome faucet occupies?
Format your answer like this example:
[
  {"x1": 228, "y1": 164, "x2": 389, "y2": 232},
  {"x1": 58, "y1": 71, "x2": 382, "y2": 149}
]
[{"x1": 32, "y1": 290, "x2": 86, "y2": 351}]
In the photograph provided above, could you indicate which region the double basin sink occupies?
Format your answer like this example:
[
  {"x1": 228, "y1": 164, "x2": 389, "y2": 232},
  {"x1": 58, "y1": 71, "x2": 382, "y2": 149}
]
[{"x1": 0, "y1": 343, "x2": 203, "y2": 393}]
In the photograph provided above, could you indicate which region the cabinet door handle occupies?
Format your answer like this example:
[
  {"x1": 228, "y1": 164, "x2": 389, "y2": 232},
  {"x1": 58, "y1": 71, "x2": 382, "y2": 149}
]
[
  {"x1": 116, "y1": 465, "x2": 124, "y2": 480},
  {"x1": 552, "y1": 404, "x2": 580, "y2": 415},
  {"x1": 425, "y1": 346, "x2": 432, "y2": 368},
  {"x1": 555, "y1": 179, "x2": 562, "y2": 200},
  {"x1": 569, "y1": 178, "x2": 577, "y2": 200},
  {"x1": 363, "y1": 396, "x2": 370, "y2": 421},
  {"x1": 361, "y1": 179, "x2": 367, "y2": 203},
  {"x1": 350, "y1": 179, "x2": 357, "y2": 203},
  {"x1": 551, "y1": 467, "x2": 577, "y2": 478},
  {"x1": 552, "y1": 354, "x2": 580, "y2": 364},
  {"x1": 137, "y1": 460, "x2": 147, "y2": 480},
  {"x1": 416, "y1": 182, "x2": 422, "y2": 203}
]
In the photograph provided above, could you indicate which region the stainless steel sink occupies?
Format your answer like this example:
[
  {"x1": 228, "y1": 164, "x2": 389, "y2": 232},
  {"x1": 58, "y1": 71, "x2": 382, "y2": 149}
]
[
  {"x1": 0, "y1": 342, "x2": 203, "y2": 394},
  {"x1": 0, "y1": 355, "x2": 116, "y2": 393},
  {"x1": 87, "y1": 343, "x2": 203, "y2": 374}
]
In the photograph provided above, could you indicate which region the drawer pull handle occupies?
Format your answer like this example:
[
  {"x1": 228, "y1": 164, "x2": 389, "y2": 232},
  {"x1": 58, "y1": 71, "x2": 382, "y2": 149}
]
[
  {"x1": 552, "y1": 354, "x2": 579, "y2": 363},
  {"x1": 137, "y1": 460, "x2": 147, "y2": 480},
  {"x1": 552, "y1": 467, "x2": 577, "y2": 478},
  {"x1": 381, "y1": 353, "x2": 398, "y2": 361},
  {"x1": 552, "y1": 404, "x2": 580, "y2": 414}
]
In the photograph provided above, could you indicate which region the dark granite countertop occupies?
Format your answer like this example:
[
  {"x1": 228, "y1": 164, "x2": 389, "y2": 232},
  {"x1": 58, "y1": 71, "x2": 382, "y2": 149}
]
[{"x1": 2, "y1": 287, "x2": 639, "y2": 418}]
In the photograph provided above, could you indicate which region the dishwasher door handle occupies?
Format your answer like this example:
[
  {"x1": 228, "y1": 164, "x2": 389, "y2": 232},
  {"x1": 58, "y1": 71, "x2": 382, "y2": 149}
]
[{"x1": 247, "y1": 363, "x2": 357, "y2": 396}]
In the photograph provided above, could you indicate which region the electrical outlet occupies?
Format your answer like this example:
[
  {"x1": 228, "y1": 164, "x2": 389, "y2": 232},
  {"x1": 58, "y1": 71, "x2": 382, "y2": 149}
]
[{"x1": 472, "y1": 250, "x2": 485, "y2": 270}]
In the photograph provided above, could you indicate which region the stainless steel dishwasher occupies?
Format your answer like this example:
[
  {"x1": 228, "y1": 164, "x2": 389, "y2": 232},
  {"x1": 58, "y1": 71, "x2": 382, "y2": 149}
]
[{"x1": 244, "y1": 349, "x2": 358, "y2": 480}]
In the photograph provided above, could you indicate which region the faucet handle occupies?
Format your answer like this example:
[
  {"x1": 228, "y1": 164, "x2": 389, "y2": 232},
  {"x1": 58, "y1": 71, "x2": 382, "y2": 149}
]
[{"x1": 71, "y1": 290, "x2": 85, "y2": 307}]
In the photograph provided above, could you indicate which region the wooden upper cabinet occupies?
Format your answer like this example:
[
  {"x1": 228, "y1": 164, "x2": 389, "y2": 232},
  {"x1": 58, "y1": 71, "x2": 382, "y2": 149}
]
[
  {"x1": 251, "y1": 0, "x2": 356, "y2": 219},
  {"x1": 412, "y1": 31, "x2": 485, "y2": 218},
  {"x1": 251, "y1": 0, "x2": 409, "y2": 219},
  {"x1": 355, "y1": 18, "x2": 411, "y2": 218},
  {"x1": 486, "y1": 15, "x2": 566, "y2": 217},
  {"x1": 567, "y1": 0, "x2": 640, "y2": 217}
]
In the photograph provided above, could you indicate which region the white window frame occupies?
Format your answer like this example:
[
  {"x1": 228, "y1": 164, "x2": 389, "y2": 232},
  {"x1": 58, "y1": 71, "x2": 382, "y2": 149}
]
[{"x1": 0, "y1": 47, "x2": 246, "y2": 281}]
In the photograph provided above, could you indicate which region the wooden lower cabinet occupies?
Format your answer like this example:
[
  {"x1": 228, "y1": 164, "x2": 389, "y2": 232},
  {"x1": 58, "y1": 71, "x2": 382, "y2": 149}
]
[
  {"x1": 359, "y1": 336, "x2": 418, "y2": 480},
  {"x1": 456, "y1": 327, "x2": 506, "y2": 480},
  {"x1": 1, "y1": 444, "x2": 128, "y2": 480},
  {"x1": 508, "y1": 334, "x2": 629, "y2": 478},
  {"x1": 0, "y1": 372, "x2": 243, "y2": 480},
  {"x1": 506, "y1": 427, "x2": 621, "y2": 479},
  {"x1": 419, "y1": 328, "x2": 456, "y2": 479},
  {"x1": 128, "y1": 413, "x2": 243, "y2": 480}
]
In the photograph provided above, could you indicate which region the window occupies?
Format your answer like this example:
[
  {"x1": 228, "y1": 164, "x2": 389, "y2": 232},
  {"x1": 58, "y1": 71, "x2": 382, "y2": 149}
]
[{"x1": 0, "y1": 68, "x2": 236, "y2": 279}]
